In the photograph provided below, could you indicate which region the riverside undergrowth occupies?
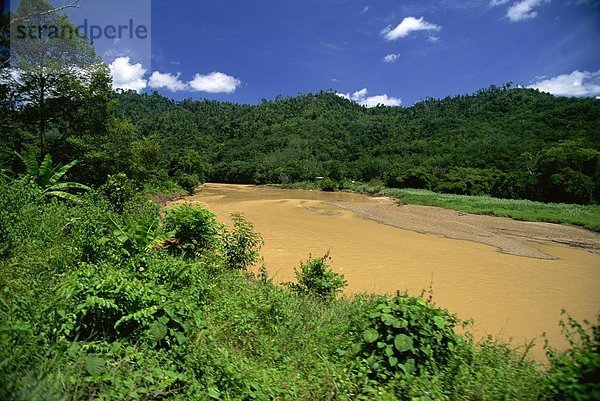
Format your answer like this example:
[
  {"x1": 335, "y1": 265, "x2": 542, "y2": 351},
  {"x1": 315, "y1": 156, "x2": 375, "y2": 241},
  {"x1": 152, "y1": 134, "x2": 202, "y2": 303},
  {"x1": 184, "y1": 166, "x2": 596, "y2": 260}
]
[{"x1": 0, "y1": 177, "x2": 597, "y2": 400}]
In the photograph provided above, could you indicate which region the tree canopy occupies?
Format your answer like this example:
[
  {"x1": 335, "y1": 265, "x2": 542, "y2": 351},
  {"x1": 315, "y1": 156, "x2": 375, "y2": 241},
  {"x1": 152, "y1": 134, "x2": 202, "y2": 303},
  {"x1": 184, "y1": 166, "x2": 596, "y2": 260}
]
[{"x1": 112, "y1": 87, "x2": 599, "y2": 204}]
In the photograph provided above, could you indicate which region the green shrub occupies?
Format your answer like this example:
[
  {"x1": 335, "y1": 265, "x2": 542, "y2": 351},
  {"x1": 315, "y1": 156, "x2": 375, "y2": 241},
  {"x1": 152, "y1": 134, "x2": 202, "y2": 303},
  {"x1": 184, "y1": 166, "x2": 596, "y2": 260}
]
[
  {"x1": 441, "y1": 338, "x2": 546, "y2": 400},
  {"x1": 358, "y1": 295, "x2": 462, "y2": 382},
  {"x1": 164, "y1": 203, "x2": 220, "y2": 258},
  {"x1": 544, "y1": 312, "x2": 600, "y2": 400},
  {"x1": 319, "y1": 178, "x2": 338, "y2": 192},
  {"x1": 384, "y1": 166, "x2": 434, "y2": 190},
  {"x1": 286, "y1": 252, "x2": 347, "y2": 300},
  {"x1": 0, "y1": 179, "x2": 115, "y2": 273},
  {"x1": 435, "y1": 167, "x2": 503, "y2": 196},
  {"x1": 176, "y1": 173, "x2": 200, "y2": 195},
  {"x1": 56, "y1": 261, "x2": 202, "y2": 347},
  {"x1": 0, "y1": 178, "x2": 42, "y2": 257},
  {"x1": 223, "y1": 213, "x2": 263, "y2": 270},
  {"x1": 100, "y1": 172, "x2": 137, "y2": 213},
  {"x1": 106, "y1": 213, "x2": 172, "y2": 257}
]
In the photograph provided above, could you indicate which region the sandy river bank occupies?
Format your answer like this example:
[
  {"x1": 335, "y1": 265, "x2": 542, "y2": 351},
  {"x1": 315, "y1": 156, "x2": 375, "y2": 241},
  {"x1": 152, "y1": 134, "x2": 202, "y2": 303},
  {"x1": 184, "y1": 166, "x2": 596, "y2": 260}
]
[{"x1": 169, "y1": 183, "x2": 600, "y2": 359}]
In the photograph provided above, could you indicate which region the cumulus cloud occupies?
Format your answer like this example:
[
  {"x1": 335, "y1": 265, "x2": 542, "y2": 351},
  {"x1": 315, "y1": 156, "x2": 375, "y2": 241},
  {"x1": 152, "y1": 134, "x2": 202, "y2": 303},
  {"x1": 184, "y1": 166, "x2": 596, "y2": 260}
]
[
  {"x1": 489, "y1": 0, "x2": 510, "y2": 5},
  {"x1": 148, "y1": 71, "x2": 188, "y2": 92},
  {"x1": 188, "y1": 72, "x2": 241, "y2": 93},
  {"x1": 528, "y1": 69, "x2": 600, "y2": 97},
  {"x1": 382, "y1": 16, "x2": 441, "y2": 41},
  {"x1": 360, "y1": 94, "x2": 402, "y2": 107},
  {"x1": 383, "y1": 53, "x2": 400, "y2": 63},
  {"x1": 337, "y1": 88, "x2": 401, "y2": 107},
  {"x1": 506, "y1": 0, "x2": 550, "y2": 21},
  {"x1": 108, "y1": 56, "x2": 147, "y2": 92},
  {"x1": 107, "y1": 58, "x2": 241, "y2": 94}
]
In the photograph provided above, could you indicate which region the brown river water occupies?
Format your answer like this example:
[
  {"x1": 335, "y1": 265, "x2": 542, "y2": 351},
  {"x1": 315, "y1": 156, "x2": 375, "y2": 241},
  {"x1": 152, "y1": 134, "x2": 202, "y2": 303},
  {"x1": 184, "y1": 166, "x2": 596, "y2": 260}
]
[{"x1": 171, "y1": 183, "x2": 600, "y2": 360}]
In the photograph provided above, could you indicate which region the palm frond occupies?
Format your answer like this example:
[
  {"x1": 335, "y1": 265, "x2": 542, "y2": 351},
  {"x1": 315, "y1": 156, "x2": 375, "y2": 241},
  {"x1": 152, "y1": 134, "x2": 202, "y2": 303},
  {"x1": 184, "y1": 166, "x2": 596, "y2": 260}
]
[
  {"x1": 48, "y1": 159, "x2": 78, "y2": 186},
  {"x1": 45, "y1": 181, "x2": 91, "y2": 192},
  {"x1": 43, "y1": 190, "x2": 81, "y2": 203},
  {"x1": 108, "y1": 216, "x2": 130, "y2": 244},
  {"x1": 15, "y1": 151, "x2": 39, "y2": 176},
  {"x1": 38, "y1": 154, "x2": 54, "y2": 186}
]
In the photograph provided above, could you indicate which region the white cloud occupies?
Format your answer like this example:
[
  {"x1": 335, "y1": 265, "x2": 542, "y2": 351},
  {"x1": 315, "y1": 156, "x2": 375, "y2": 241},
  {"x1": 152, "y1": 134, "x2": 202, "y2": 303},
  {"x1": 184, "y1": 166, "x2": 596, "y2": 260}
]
[
  {"x1": 188, "y1": 72, "x2": 241, "y2": 93},
  {"x1": 489, "y1": 0, "x2": 510, "y2": 6},
  {"x1": 148, "y1": 71, "x2": 188, "y2": 92},
  {"x1": 361, "y1": 94, "x2": 402, "y2": 107},
  {"x1": 382, "y1": 16, "x2": 441, "y2": 41},
  {"x1": 108, "y1": 56, "x2": 147, "y2": 92},
  {"x1": 383, "y1": 53, "x2": 400, "y2": 63},
  {"x1": 427, "y1": 35, "x2": 439, "y2": 42},
  {"x1": 507, "y1": 0, "x2": 550, "y2": 21},
  {"x1": 337, "y1": 88, "x2": 401, "y2": 107},
  {"x1": 527, "y1": 69, "x2": 600, "y2": 97},
  {"x1": 362, "y1": 6, "x2": 369, "y2": 13}
]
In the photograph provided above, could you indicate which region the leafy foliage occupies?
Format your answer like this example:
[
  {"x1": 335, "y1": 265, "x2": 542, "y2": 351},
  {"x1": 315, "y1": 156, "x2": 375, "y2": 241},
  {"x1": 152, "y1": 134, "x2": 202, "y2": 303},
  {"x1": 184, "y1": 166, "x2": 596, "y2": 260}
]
[
  {"x1": 100, "y1": 172, "x2": 137, "y2": 213},
  {"x1": 286, "y1": 252, "x2": 347, "y2": 300},
  {"x1": 223, "y1": 212, "x2": 264, "y2": 270},
  {"x1": 358, "y1": 295, "x2": 463, "y2": 381},
  {"x1": 17, "y1": 153, "x2": 91, "y2": 201},
  {"x1": 107, "y1": 214, "x2": 172, "y2": 256},
  {"x1": 163, "y1": 203, "x2": 220, "y2": 258},
  {"x1": 56, "y1": 261, "x2": 201, "y2": 346},
  {"x1": 544, "y1": 312, "x2": 600, "y2": 400},
  {"x1": 319, "y1": 177, "x2": 339, "y2": 192}
]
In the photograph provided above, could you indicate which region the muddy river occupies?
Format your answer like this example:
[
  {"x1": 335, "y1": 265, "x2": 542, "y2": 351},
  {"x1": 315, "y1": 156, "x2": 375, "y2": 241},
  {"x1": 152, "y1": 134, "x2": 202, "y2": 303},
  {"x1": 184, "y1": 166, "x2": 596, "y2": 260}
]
[{"x1": 173, "y1": 183, "x2": 600, "y2": 359}]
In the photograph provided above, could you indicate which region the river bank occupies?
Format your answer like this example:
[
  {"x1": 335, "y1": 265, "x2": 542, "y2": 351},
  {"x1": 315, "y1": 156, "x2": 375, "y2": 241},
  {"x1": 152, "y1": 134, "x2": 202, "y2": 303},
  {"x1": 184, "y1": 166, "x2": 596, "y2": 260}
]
[
  {"x1": 170, "y1": 183, "x2": 600, "y2": 360},
  {"x1": 271, "y1": 182, "x2": 600, "y2": 233}
]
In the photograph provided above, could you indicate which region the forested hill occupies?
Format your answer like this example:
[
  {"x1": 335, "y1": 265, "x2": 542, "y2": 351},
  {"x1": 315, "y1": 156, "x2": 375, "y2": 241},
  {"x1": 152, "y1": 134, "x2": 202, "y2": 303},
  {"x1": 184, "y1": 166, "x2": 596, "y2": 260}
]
[{"x1": 115, "y1": 86, "x2": 599, "y2": 204}]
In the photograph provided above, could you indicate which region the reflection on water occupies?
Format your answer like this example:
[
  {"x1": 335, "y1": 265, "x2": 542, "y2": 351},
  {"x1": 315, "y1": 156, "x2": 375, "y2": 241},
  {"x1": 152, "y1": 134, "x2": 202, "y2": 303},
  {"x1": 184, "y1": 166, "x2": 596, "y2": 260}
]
[{"x1": 177, "y1": 183, "x2": 600, "y2": 360}]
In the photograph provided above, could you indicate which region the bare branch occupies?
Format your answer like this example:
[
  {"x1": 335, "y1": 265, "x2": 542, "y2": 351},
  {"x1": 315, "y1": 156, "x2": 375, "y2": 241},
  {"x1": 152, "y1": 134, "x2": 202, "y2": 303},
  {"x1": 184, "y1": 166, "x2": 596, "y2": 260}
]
[{"x1": 10, "y1": 0, "x2": 82, "y2": 24}]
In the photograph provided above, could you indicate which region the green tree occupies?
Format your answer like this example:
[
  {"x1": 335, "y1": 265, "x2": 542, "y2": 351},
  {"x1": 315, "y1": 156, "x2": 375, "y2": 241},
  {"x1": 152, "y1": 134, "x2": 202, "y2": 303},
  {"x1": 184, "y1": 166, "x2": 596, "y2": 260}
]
[
  {"x1": 536, "y1": 142, "x2": 599, "y2": 204},
  {"x1": 9, "y1": 0, "x2": 98, "y2": 158}
]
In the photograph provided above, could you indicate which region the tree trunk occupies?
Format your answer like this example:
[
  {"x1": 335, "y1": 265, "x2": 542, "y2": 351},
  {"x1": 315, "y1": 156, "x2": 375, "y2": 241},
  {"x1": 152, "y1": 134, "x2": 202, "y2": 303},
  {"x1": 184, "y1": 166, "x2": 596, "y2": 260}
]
[{"x1": 39, "y1": 64, "x2": 46, "y2": 159}]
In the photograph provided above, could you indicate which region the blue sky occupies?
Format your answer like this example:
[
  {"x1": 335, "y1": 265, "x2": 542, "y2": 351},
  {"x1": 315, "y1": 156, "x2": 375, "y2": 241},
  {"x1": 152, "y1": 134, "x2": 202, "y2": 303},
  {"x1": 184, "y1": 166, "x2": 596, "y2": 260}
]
[{"x1": 69, "y1": 0, "x2": 600, "y2": 105}]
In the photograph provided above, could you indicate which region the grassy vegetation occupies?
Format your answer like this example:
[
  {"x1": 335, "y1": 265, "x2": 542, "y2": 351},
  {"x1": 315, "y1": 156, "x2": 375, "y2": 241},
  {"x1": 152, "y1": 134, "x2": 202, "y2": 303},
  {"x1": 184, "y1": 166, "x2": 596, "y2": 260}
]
[
  {"x1": 2, "y1": 177, "x2": 598, "y2": 400},
  {"x1": 271, "y1": 181, "x2": 600, "y2": 232}
]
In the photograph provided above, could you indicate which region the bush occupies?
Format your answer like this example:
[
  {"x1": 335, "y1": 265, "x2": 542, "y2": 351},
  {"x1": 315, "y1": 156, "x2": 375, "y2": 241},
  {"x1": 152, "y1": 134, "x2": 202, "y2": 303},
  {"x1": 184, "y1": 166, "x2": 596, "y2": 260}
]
[
  {"x1": 544, "y1": 312, "x2": 600, "y2": 400},
  {"x1": 384, "y1": 166, "x2": 434, "y2": 190},
  {"x1": 176, "y1": 173, "x2": 200, "y2": 195},
  {"x1": 164, "y1": 204, "x2": 220, "y2": 258},
  {"x1": 0, "y1": 178, "x2": 42, "y2": 257},
  {"x1": 286, "y1": 252, "x2": 347, "y2": 300},
  {"x1": 100, "y1": 172, "x2": 137, "y2": 213},
  {"x1": 223, "y1": 213, "x2": 263, "y2": 270},
  {"x1": 436, "y1": 167, "x2": 502, "y2": 196},
  {"x1": 56, "y1": 261, "x2": 199, "y2": 347},
  {"x1": 106, "y1": 213, "x2": 171, "y2": 257},
  {"x1": 319, "y1": 178, "x2": 338, "y2": 192},
  {"x1": 438, "y1": 338, "x2": 546, "y2": 401},
  {"x1": 357, "y1": 295, "x2": 462, "y2": 382}
]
